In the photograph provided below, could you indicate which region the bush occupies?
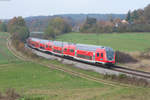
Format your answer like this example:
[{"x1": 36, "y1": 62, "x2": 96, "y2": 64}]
[
  {"x1": 12, "y1": 40, "x2": 39, "y2": 59},
  {"x1": 139, "y1": 48, "x2": 150, "y2": 59},
  {"x1": 103, "y1": 74, "x2": 150, "y2": 87},
  {"x1": 0, "y1": 88, "x2": 20, "y2": 100},
  {"x1": 20, "y1": 96, "x2": 44, "y2": 100},
  {"x1": 115, "y1": 51, "x2": 138, "y2": 63}
]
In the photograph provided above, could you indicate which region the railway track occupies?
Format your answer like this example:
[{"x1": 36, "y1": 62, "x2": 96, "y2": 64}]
[
  {"x1": 112, "y1": 65, "x2": 150, "y2": 79},
  {"x1": 28, "y1": 45, "x2": 150, "y2": 82}
]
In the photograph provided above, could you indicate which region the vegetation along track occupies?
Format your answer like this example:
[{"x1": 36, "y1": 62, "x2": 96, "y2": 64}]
[
  {"x1": 112, "y1": 65, "x2": 150, "y2": 79},
  {"x1": 7, "y1": 36, "x2": 127, "y2": 87}
]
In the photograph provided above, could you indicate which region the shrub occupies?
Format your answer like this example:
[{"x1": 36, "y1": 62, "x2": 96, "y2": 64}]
[
  {"x1": 12, "y1": 40, "x2": 39, "y2": 59},
  {"x1": 20, "y1": 96, "x2": 44, "y2": 100},
  {"x1": 115, "y1": 51, "x2": 138, "y2": 63},
  {"x1": 139, "y1": 48, "x2": 150, "y2": 59},
  {"x1": 0, "y1": 88, "x2": 20, "y2": 100},
  {"x1": 103, "y1": 74, "x2": 150, "y2": 87}
]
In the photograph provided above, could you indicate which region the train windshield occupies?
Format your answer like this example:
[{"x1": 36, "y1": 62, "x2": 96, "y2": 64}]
[{"x1": 106, "y1": 47, "x2": 114, "y2": 61}]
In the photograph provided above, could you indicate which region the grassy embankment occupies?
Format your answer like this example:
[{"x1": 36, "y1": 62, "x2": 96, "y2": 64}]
[
  {"x1": 0, "y1": 32, "x2": 150, "y2": 100},
  {"x1": 56, "y1": 32, "x2": 150, "y2": 52}
]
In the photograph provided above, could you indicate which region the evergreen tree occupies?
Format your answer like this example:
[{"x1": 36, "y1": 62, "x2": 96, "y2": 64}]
[{"x1": 126, "y1": 10, "x2": 131, "y2": 23}]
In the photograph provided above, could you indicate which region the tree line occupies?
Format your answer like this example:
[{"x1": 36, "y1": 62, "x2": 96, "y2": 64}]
[
  {"x1": 80, "y1": 4, "x2": 150, "y2": 33},
  {"x1": 44, "y1": 4, "x2": 150, "y2": 39}
]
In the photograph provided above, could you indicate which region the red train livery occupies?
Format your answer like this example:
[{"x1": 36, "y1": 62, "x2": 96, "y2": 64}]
[{"x1": 27, "y1": 37, "x2": 115, "y2": 65}]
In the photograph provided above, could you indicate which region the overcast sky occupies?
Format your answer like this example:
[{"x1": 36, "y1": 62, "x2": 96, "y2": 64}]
[{"x1": 0, "y1": 0, "x2": 150, "y2": 19}]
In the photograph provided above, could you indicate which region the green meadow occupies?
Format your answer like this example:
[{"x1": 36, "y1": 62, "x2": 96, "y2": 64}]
[{"x1": 56, "y1": 32, "x2": 150, "y2": 52}]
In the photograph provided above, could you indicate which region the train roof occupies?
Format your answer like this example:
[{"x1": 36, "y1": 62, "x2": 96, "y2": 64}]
[
  {"x1": 29, "y1": 37, "x2": 114, "y2": 51},
  {"x1": 30, "y1": 37, "x2": 52, "y2": 43},
  {"x1": 39, "y1": 40, "x2": 50, "y2": 44},
  {"x1": 52, "y1": 41, "x2": 68, "y2": 47},
  {"x1": 76, "y1": 44, "x2": 106, "y2": 52},
  {"x1": 30, "y1": 37, "x2": 41, "y2": 41}
]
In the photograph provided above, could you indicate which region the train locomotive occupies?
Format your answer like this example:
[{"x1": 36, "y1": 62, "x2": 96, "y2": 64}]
[{"x1": 27, "y1": 37, "x2": 115, "y2": 65}]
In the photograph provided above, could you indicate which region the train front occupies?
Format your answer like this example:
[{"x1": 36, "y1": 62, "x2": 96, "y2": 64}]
[{"x1": 105, "y1": 47, "x2": 115, "y2": 65}]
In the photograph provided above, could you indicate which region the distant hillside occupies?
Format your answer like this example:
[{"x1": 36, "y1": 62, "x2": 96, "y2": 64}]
[{"x1": 25, "y1": 14, "x2": 126, "y2": 32}]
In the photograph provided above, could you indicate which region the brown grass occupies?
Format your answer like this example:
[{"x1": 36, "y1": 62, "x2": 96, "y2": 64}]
[
  {"x1": 103, "y1": 74, "x2": 150, "y2": 87},
  {"x1": 0, "y1": 89, "x2": 20, "y2": 100}
]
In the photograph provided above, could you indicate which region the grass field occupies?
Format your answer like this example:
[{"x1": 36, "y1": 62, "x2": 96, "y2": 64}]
[
  {"x1": 0, "y1": 33, "x2": 19, "y2": 64},
  {"x1": 56, "y1": 32, "x2": 150, "y2": 52},
  {"x1": 1, "y1": 32, "x2": 150, "y2": 100}
]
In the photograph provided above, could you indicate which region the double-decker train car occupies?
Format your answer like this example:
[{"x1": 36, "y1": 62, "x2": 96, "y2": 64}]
[
  {"x1": 27, "y1": 37, "x2": 115, "y2": 65},
  {"x1": 45, "y1": 40, "x2": 53, "y2": 52},
  {"x1": 63, "y1": 43, "x2": 76, "y2": 58},
  {"x1": 75, "y1": 44, "x2": 115, "y2": 64},
  {"x1": 27, "y1": 37, "x2": 40, "y2": 49}
]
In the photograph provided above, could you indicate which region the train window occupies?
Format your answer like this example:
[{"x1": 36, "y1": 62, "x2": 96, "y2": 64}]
[
  {"x1": 97, "y1": 53, "x2": 99, "y2": 57},
  {"x1": 40, "y1": 46, "x2": 44, "y2": 49},
  {"x1": 46, "y1": 45, "x2": 48, "y2": 48},
  {"x1": 49, "y1": 46, "x2": 52, "y2": 48},
  {"x1": 32, "y1": 44, "x2": 35, "y2": 46},
  {"x1": 64, "y1": 48, "x2": 67, "y2": 51},
  {"x1": 53, "y1": 49, "x2": 62, "y2": 53},
  {"x1": 101, "y1": 53, "x2": 103, "y2": 57},
  {"x1": 77, "y1": 54, "x2": 92, "y2": 60},
  {"x1": 70, "y1": 49, "x2": 74, "y2": 53}
]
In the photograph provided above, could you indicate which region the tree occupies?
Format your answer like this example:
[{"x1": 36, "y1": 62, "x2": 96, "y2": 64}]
[
  {"x1": 86, "y1": 16, "x2": 97, "y2": 25},
  {"x1": 80, "y1": 17, "x2": 97, "y2": 33},
  {"x1": 0, "y1": 22, "x2": 7, "y2": 32},
  {"x1": 126, "y1": 10, "x2": 132, "y2": 23},
  {"x1": 44, "y1": 26, "x2": 55, "y2": 39},
  {"x1": 44, "y1": 17, "x2": 72, "y2": 39},
  {"x1": 8, "y1": 17, "x2": 29, "y2": 42},
  {"x1": 132, "y1": 10, "x2": 139, "y2": 21},
  {"x1": 13, "y1": 26, "x2": 29, "y2": 41},
  {"x1": 144, "y1": 4, "x2": 150, "y2": 24}
]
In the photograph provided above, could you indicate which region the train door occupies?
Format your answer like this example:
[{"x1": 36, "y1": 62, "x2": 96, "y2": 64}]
[{"x1": 95, "y1": 50, "x2": 104, "y2": 63}]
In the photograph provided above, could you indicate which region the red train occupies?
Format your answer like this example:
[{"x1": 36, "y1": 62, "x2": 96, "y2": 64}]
[{"x1": 27, "y1": 37, "x2": 115, "y2": 65}]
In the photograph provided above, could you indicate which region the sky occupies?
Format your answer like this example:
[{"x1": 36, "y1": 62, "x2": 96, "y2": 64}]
[{"x1": 0, "y1": 0, "x2": 150, "y2": 19}]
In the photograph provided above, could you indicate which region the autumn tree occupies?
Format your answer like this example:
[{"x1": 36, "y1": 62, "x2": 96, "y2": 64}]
[
  {"x1": 8, "y1": 16, "x2": 29, "y2": 42},
  {"x1": 44, "y1": 17, "x2": 72, "y2": 39},
  {"x1": 80, "y1": 17, "x2": 97, "y2": 33},
  {"x1": 144, "y1": 4, "x2": 150, "y2": 24}
]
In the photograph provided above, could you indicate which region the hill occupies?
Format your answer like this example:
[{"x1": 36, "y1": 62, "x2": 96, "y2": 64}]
[{"x1": 25, "y1": 14, "x2": 126, "y2": 32}]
